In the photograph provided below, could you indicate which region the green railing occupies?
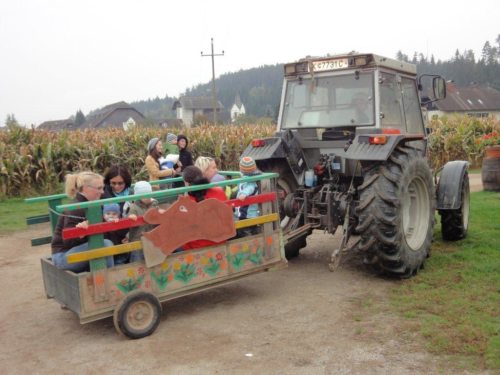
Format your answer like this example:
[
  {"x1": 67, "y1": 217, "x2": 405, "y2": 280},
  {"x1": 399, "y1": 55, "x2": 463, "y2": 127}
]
[{"x1": 25, "y1": 172, "x2": 278, "y2": 247}]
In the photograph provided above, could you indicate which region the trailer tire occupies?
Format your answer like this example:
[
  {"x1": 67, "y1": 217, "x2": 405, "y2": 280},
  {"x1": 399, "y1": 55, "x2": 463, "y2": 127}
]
[
  {"x1": 440, "y1": 172, "x2": 470, "y2": 241},
  {"x1": 262, "y1": 162, "x2": 309, "y2": 259},
  {"x1": 114, "y1": 290, "x2": 162, "y2": 339},
  {"x1": 356, "y1": 146, "x2": 435, "y2": 278}
]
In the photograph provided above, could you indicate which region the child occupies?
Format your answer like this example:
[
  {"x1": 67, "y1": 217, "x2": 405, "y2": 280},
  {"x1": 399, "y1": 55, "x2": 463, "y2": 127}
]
[
  {"x1": 160, "y1": 133, "x2": 182, "y2": 187},
  {"x1": 235, "y1": 156, "x2": 261, "y2": 237},
  {"x1": 158, "y1": 154, "x2": 180, "y2": 171},
  {"x1": 126, "y1": 181, "x2": 164, "y2": 262},
  {"x1": 103, "y1": 203, "x2": 129, "y2": 264},
  {"x1": 164, "y1": 133, "x2": 180, "y2": 155}
]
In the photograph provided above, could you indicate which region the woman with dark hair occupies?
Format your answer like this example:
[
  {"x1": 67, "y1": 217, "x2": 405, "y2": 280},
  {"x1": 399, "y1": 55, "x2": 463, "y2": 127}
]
[
  {"x1": 102, "y1": 164, "x2": 133, "y2": 214},
  {"x1": 177, "y1": 135, "x2": 193, "y2": 171},
  {"x1": 173, "y1": 134, "x2": 194, "y2": 188},
  {"x1": 102, "y1": 165, "x2": 132, "y2": 264},
  {"x1": 183, "y1": 166, "x2": 226, "y2": 202}
]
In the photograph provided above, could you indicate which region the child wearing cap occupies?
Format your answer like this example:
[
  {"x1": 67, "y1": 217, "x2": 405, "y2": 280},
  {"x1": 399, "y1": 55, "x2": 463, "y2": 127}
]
[
  {"x1": 126, "y1": 181, "x2": 165, "y2": 262},
  {"x1": 235, "y1": 156, "x2": 262, "y2": 237},
  {"x1": 103, "y1": 203, "x2": 129, "y2": 264},
  {"x1": 164, "y1": 133, "x2": 179, "y2": 155}
]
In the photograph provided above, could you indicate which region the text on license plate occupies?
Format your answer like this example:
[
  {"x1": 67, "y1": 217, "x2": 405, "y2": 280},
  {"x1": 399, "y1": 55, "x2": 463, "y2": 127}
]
[{"x1": 311, "y1": 58, "x2": 349, "y2": 72}]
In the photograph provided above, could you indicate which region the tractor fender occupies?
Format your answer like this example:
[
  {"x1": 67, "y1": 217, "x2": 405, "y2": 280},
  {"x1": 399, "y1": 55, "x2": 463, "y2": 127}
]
[
  {"x1": 241, "y1": 137, "x2": 288, "y2": 160},
  {"x1": 345, "y1": 134, "x2": 416, "y2": 161},
  {"x1": 242, "y1": 131, "x2": 308, "y2": 180},
  {"x1": 436, "y1": 161, "x2": 469, "y2": 210}
]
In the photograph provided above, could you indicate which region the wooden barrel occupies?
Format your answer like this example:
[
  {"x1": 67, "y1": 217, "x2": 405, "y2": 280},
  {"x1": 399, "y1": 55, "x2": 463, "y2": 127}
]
[{"x1": 482, "y1": 147, "x2": 500, "y2": 191}]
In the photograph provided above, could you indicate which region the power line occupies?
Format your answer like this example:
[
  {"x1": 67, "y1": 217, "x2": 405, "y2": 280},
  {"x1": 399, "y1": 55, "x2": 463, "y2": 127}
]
[{"x1": 201, "y1": 38, "x2": 224, "y2": 124}]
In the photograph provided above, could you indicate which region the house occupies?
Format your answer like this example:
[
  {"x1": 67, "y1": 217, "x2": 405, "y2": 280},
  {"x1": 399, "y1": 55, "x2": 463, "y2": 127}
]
[
  {"x1": 38, "y1": 119, "x2": 76, "y2": 131},
  {"x1": 426, "y1": 83, "x2": 500, "y2": 120},
  {"x1": 172, "y1": 96, "x2": 224, "y2": 127},
  {"x1": 230, "y1": 93, "x2": 246, "y2": 122},
  {"x1": 80, "y1": 101, "x2": 146, "y2": 130}
]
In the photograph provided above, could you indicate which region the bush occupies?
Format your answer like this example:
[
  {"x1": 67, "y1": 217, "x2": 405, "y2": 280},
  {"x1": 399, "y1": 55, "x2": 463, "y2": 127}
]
[{"x1": 427, "y1": 116, "x2": 500, "y2": 169}]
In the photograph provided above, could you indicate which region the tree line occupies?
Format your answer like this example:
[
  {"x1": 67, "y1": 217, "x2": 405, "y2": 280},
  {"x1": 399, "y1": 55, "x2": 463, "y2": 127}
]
[
  {"x1": 4, "y1": 36, "x2": 499, "y2": 127},
  {"x1": 131, "y1": 35, "x2": 500, "y2": 122}
]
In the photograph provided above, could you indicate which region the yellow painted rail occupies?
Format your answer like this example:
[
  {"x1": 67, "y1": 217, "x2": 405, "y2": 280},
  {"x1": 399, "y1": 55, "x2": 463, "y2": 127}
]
[
  {"x1": 67, "y1": 213, "x2": 279, "y2": 263},
  {"x1": 67, "y1": 241, "x2": 142, "y2": 264}
]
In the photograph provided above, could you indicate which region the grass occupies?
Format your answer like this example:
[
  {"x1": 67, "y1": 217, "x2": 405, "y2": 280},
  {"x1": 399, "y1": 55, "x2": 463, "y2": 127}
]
[
  {"x1": 391, "y1": 191, "x2": 500, "y2": 371},
  {"x1": 1, "y1": 191, "x2": 499, "y2": 371},
  {"x1": 0, "y1": 198, "x2": 49, "y2": 233}
]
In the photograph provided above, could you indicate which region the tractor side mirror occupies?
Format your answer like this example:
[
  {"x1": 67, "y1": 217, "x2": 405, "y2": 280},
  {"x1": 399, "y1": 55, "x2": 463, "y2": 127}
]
[{"x1": 433, "y1": 77, "x2": 446, "y2": 100}]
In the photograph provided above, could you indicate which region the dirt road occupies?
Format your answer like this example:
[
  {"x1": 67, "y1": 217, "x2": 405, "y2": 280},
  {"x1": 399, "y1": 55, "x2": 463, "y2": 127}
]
[{"x1": 0, "y1": 223, "x2": 488, "y2": 374}]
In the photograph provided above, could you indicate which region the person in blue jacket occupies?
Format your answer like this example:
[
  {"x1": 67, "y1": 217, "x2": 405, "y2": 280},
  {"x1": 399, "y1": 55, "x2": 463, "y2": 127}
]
[{"x1": 235, "y1": 156, "x2": 261, "y2": 237}]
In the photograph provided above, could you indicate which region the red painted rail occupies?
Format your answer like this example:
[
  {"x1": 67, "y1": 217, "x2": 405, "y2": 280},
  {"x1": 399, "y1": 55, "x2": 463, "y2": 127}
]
[{"x1": 63, "y1": 192, "x2": 276, "y2": 240}]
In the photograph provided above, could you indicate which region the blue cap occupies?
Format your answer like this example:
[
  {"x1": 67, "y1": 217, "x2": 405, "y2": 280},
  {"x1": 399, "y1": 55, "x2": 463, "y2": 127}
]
[{"x1": 103, "y1": 203, "x2": 120, "y2": 214}]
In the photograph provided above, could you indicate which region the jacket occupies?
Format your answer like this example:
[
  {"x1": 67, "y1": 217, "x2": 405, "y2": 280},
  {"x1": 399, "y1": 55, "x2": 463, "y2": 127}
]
[
  {"x1": 51, "y1": 193, "x2": 89, "y2": 254},
  {"x1": 127, "y1": 199, "x2": 159, "y2": 242},
  {"x1": 183, "y1": 187, "x2": 228, "y2": 250},
  {"x1": 145, "y1": 155, "x2": 173, "y2": 185},
  {"x1": 101, "y1": 185, "x2": 132, "y2": 214},
  {"x1": 236, "y1": 181, "x2": 259, "y2": 219}
]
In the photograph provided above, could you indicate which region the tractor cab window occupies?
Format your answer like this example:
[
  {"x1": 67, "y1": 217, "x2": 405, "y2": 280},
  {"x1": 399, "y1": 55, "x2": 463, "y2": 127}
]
[
  {"x1": 379, "y1": 72, "x2": 404, "y2": 131},
  {"x1": 401, "y1": 77, "x2": 425, "y2": 134},
  {"x1": 281, "y1": 72, "x2": 375, "y2": 129}
]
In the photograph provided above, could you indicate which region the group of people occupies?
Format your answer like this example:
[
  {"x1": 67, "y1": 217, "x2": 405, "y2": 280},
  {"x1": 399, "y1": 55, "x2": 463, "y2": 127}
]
[{"x1": 51, "y1": 132, "x2": 262, "y2": 272}]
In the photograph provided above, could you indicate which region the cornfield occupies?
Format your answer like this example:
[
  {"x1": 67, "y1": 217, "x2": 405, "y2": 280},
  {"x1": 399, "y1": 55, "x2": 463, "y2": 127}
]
[
  {"x1": 1, "y1": 117, "x2": 499, "y2": 198},
  {"x1": 427, "y1": 115, "x2": 500, "y2": 169},
  {"x1": 0, "y1": 124, "x2": 275, "y2": 197}
]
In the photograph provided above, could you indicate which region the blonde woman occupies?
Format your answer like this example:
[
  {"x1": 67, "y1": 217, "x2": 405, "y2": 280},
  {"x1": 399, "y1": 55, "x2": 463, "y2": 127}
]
[
  {"x1": 51, "y1": 171, "x2": 114, "y2": 272},
  {"x1": 194, "y1": 156, "x2": 225, "y2": 183}
]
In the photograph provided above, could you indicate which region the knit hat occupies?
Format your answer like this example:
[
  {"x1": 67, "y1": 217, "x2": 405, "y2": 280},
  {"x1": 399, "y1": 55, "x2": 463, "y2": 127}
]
[
  {"x1": 147, "y1": 137, "x2": 159, "y2": 153},
  {"x1": 166, "y1": 133, "x2": 177, "y2": 143},
  {"x1": 240, "y1": 156, "x2": 257, "y2": 175},
  {"x1": 134, "y1": 181, "x2": 152, "y2": 195},
  {"x1": 103, "y1": 203, "x2": 120, "y2": 214}
]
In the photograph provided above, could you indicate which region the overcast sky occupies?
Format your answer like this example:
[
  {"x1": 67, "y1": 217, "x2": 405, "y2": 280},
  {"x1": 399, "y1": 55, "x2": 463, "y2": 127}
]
[{"x1": 0, "y1": 0, "x2": 498, "y2": 126}]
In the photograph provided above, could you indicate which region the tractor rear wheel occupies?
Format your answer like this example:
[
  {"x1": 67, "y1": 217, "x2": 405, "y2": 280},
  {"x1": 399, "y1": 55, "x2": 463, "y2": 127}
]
[
  {"x1": 356, "y1": 146, "x2": 435, "y2": 278},
  {"x1": 440, "y1": 172, "x2": 470, "y2": 241}
]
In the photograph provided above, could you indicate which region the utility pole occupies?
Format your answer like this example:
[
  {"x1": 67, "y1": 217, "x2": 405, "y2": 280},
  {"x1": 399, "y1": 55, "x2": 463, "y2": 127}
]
[{"x1": 201, "y1": 38, "x2": 224, "y2": 124}]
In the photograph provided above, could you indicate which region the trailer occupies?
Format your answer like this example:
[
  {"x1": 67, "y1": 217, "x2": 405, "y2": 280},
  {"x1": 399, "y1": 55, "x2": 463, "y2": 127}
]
[{"x1": 27, "y1": 172, "x2": 287, "y2": 339}]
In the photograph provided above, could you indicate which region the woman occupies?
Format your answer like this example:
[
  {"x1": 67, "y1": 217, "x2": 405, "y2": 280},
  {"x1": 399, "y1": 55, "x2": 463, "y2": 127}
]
[
  {"x1": 102, "y1": 164, "x2": 133, "y2": 214},
  {"x1": 182, "y1": 166, "x2": 227, "y2": 250},
  {"x1": 177, "y1": 135, "x2": 193, "y2": 171},
  {"x1": 194, "y1": 156, "x2": 225, "y2": 183},
  {"x1": 51, "y1": 171, "x2": 114, "y2": 272},
  {"x1": 145, "y1": 137, "x2": 177, "y2": 189},
  {"x1": 173, "y1": 135, "x2": 193, "y2": 188}
]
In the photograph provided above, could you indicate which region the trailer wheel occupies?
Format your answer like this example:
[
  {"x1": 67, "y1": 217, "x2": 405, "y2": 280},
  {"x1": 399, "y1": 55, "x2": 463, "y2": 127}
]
[
  {"x1": 356, "y1": 146, "x2": 435, "y2": 278},
  {"x1": 263, "y1": 162, "x2": 309, "y2": 259},
  {"x1": 440, "y1": 172, "x2": 470, "y2": 241},
  {"x1": 113, "y1": 291, "x2": 162, "y2": 339}
]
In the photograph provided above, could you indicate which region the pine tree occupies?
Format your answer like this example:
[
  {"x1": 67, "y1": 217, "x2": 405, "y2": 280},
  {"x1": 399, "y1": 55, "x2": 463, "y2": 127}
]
[
  {"x1": 5, "y1": 114, "x2": 19, "y2": 129},
  {"x1": 75, "y1": 109, "x2": 86, "y2": 126}
]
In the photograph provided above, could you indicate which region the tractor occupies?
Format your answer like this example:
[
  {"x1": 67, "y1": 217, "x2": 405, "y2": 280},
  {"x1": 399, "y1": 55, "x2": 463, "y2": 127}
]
[{"x1": 242, "y1": 53, "x2": 470, "y2": 278}]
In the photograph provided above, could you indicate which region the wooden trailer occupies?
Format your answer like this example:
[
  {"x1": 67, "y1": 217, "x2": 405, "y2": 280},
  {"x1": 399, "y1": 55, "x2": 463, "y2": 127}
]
[{"x1": 27, "y1": 172, "x2": 287, "y2": 339}]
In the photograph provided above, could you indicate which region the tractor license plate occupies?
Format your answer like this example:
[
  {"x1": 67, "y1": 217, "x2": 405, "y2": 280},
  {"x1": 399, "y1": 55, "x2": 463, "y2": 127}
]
[{"x1": 310, "y1": 58, "x2": 349, "y2": 72}]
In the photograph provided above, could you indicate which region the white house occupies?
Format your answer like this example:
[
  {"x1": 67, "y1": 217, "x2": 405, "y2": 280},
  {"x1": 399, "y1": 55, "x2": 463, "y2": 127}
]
[
  {"x1": 172, "y1": 96, "x2": 224, "y2": 127},
  {"x1": 230, "y1": 93, "x2": 246, "y2": 122},
  {"x1": 426, "y1": 83, "x2": 500, "y2": 120}
]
